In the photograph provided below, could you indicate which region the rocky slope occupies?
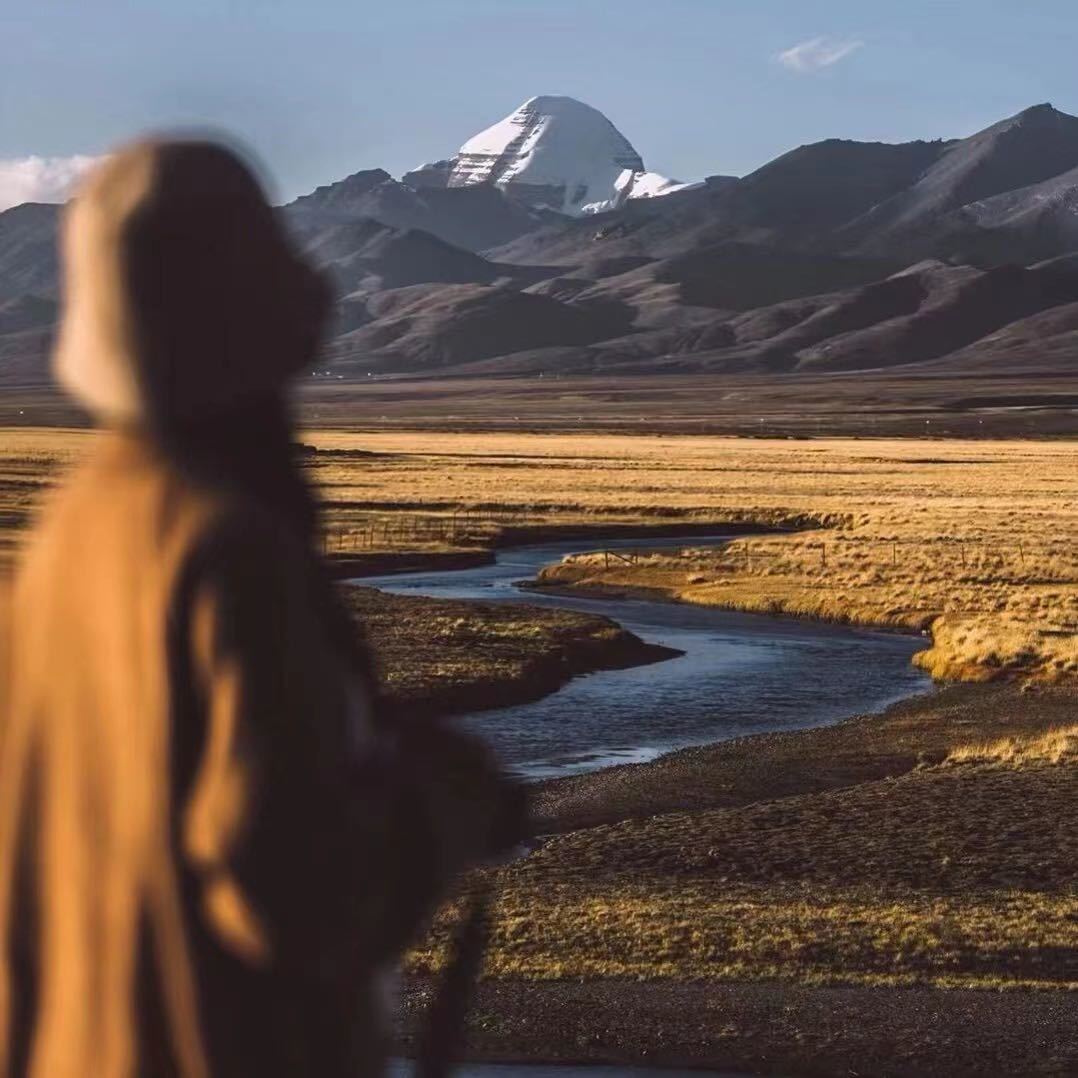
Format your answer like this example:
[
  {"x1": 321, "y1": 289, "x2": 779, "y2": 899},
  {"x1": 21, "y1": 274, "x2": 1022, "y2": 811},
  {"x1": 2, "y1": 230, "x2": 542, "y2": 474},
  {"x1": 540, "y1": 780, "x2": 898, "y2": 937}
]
[
  {"x1": 3, "y1": 101, "x2": 1078, "y2": 390},
  {"x1": 285, "y1": 166, "x2": 549, "y2": 252}
]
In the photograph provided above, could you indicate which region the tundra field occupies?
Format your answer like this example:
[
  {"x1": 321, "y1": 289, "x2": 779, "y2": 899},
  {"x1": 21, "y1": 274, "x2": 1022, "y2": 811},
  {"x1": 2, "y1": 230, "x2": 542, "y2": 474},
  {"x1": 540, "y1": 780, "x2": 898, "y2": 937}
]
[
  {"x1": 4, "y1": 427, "x2": 1078, "y2": 1075},
  {"x1": 304, "y1": 430, "x2": 1078, "y2": 683},
  {"x1": 5, "y1": 427, "x2": 1075, "y2": 683}
]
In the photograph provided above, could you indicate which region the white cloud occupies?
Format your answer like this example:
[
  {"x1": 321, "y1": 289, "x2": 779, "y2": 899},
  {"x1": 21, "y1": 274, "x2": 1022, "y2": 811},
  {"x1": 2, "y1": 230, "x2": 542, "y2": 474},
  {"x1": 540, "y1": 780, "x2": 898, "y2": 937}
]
[
  {"x1": 776, "y1": 36, "x2": 864, "y2": 74},
  {"x1": 0, "y1": 154, "x2": 101, "y2": 212}
]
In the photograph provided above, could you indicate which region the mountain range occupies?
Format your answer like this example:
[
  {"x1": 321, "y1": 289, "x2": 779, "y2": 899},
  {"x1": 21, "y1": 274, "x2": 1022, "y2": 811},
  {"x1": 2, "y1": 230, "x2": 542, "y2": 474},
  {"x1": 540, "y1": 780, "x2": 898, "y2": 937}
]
[{"x1": 3, "y1": 96, "x2": 1078, "y2": 394}]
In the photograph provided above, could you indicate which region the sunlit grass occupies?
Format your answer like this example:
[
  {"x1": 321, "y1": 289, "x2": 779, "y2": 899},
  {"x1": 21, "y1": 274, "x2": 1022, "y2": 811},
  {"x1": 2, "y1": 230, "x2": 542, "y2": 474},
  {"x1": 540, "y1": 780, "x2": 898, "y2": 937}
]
[
  {"x1": 3, "y1": 428, "x2": 1077, "y2": 680},
  {"x1": 947, "y1": 724, "x2": 1078, "y2": 766},
  {"x1": 410, "y1": 882, "x2": 1078, "y2": 989}
]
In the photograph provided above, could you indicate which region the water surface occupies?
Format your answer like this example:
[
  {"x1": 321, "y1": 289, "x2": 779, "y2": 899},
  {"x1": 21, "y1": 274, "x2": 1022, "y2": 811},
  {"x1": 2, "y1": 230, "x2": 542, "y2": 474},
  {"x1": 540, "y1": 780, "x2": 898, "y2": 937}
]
[{"x1": 357, "y1": 535, "x2": 930, "y2": 779}]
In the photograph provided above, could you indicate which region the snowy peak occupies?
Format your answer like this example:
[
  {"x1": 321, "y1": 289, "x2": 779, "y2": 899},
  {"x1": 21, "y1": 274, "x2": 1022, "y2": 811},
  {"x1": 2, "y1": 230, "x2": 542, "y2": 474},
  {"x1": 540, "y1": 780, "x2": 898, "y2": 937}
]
[
  {"x1": 403, "y1": 95, "x2": 696, "y2": 217},
  {"x1": 454, "y1": 95, "x2": 644, "y2": 189}
]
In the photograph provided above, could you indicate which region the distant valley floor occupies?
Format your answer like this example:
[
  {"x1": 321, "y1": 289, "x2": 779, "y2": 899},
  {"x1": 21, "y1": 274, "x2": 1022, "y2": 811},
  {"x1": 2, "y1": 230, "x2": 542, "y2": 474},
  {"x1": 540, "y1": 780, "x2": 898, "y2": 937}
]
[{"x1": 1, "y1": 370, "x2": 1077, "y2": 437}]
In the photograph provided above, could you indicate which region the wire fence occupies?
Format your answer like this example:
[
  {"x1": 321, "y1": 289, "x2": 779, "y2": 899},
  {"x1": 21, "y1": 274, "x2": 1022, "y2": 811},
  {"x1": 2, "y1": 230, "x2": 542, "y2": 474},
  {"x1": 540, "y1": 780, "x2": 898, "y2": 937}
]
[{"x1": 320, "y1": 508, "x2": 543, "y2": 554}]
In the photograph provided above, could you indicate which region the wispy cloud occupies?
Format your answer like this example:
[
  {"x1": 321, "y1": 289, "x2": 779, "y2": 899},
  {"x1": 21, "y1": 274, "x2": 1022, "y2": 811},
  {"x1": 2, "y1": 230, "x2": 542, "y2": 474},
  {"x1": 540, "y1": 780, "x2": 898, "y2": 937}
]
[
  {"x1": 0, "y1": 155, "x2": 101, "y2": 212},
  {"x1": 776, "y1": 36, "x2": 864, "y2": 74}
]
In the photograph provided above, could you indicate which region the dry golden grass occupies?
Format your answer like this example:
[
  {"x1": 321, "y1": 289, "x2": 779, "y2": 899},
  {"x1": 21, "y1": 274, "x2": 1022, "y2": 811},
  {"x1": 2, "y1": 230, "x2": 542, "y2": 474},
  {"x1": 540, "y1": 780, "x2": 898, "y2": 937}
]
[
  {"x1": 0, "y1": 428, "x2": 87, "y2": 564},
  {"x1": 946, "y1": 724, "x2": 1078, "y2": 766},
  {"x1": 312, "y1": 434, "x2": 1078, "y2": 685},
  {"x1": 413, "y1": 717, "x2": 1078, "y2": 989},
  {"x1": 411, "y1": 883, "x2": 1078, "y2": 989},
  {"x1": 2, "y1": 428, "x2": 1076, "y2": 680}
]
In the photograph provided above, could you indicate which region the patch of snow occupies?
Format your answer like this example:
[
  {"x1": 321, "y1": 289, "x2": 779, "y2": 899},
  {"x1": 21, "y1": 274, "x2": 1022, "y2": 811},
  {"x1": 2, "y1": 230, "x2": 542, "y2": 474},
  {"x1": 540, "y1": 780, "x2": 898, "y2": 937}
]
[
  {"x1": 579, "y1": 171, "x2": 700, "y2": 214},
  {"x1": 625, "y1": 170, "x2": 702, "y2": 200}
]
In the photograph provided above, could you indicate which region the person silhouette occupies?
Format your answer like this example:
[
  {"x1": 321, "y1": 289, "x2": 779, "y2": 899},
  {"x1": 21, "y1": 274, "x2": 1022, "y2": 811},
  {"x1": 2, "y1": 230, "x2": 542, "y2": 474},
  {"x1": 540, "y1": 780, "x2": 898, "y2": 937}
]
[{"x1": 0, "y1": 138, "x2": 518, "y2": 1077}]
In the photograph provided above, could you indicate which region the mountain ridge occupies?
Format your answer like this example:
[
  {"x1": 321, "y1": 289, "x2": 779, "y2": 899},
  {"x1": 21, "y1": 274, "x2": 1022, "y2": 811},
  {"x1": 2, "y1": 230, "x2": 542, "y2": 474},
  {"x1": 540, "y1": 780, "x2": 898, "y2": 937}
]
[{"x1": 2, "y1": 100, "x2": 1078, "y2": 396}]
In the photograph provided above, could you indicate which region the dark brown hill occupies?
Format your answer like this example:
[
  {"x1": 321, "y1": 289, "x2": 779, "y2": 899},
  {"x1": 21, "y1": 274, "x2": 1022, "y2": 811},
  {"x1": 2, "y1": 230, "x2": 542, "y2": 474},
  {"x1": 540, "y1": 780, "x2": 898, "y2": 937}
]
[
  {"x1": 298, "y1": 217, "x2": 503, "y2": 293},
  {"x1": 0, "y1": 203, "x2": 62, "y2": 301},
  {"x1": 285, "y1": 169, "x2": 549, "y2": 252},
  {"x1": 3, "y1": 104, "x2": 1078, "y2": 397},
  {"x1": 325, "y1": 284, "x2": 631, "y2": 374}
]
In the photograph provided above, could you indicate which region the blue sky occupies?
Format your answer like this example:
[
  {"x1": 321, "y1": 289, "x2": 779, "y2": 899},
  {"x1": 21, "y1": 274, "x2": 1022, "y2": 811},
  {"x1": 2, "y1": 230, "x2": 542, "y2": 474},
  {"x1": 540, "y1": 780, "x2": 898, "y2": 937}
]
[{"x1": 2, "y1": 0, "x2": 1077, "y2": 208}]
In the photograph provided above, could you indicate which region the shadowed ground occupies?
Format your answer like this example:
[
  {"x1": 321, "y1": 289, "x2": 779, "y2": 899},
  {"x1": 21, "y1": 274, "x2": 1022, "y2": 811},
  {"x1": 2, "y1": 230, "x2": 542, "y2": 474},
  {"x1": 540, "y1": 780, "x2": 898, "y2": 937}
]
[{"x1": 402, "y1": 683, "x2": 1078, "y2": 1076}]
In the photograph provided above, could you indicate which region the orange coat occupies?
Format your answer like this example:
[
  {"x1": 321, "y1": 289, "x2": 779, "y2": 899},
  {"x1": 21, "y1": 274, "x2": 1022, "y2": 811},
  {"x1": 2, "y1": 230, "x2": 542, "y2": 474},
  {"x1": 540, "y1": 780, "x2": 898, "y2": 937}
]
[{"x1": 0, "y1": 433, "x2": 467, "y2": 1076}]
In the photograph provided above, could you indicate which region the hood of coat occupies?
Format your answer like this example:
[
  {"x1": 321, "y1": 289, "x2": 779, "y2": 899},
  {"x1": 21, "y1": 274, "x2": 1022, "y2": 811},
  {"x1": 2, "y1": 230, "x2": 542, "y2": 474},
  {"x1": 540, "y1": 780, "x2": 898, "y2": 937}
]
[{"x1": 54, "y1": 137, "x2": 330, "y2": 428}]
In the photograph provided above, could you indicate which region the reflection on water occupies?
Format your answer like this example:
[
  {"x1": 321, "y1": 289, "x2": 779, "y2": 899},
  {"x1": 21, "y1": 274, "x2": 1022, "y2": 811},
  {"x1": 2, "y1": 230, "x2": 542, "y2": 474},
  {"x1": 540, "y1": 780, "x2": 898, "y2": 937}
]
[{"x1": 357, "y1": 535, "x2": 930, "y2": 780}]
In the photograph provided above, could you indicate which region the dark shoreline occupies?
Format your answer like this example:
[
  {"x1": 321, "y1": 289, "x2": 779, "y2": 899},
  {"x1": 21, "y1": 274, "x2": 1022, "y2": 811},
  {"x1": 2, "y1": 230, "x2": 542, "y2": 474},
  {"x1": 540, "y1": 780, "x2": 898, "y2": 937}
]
[
  {"x1": 342, "y1": 585, "x2": 681, "y2": 722},
  {"x1": 329, "y1": 548, "x2": 492, "y2": 579}
]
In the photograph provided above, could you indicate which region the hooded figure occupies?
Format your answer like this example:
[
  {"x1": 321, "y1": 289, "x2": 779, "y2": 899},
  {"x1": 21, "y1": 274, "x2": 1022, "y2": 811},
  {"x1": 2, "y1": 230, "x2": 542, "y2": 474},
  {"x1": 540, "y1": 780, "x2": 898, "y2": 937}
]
[{"x1": 0, "y1": 139, "x2": 515, "y2": 1077}]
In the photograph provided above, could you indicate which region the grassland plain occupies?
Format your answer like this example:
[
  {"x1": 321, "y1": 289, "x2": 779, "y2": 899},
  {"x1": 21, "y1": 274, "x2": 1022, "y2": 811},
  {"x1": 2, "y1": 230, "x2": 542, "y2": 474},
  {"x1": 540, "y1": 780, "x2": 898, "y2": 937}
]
[
  {"x1": 332, "y1": 430, "x2": 1078, "y2": 685},
  {"x1": 0, "y1": 431, "x2": 672, "y2": 717},
  {"x1": 515, "y1": 688, "x2": 1078, "y2": 991},
  {"x1": 5, "y1": 429, "x2": 1076, "y2": 687},
  {"x1": 5, "y1": 427, "x2": 1078, "y2": 1074},
  {"x1": 252, "y1": 431, "x2": 1078, "y2": 684}
]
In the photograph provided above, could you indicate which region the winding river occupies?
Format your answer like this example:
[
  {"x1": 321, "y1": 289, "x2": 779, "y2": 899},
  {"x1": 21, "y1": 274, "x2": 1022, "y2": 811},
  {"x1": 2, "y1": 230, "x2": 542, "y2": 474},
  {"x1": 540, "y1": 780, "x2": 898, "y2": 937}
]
[
  {"x1": 357, "y1": 534, "x2": 931, "y2": 781},
  {"x1": 368, "y1": 534, "x2": 920, "y2": 1077}
]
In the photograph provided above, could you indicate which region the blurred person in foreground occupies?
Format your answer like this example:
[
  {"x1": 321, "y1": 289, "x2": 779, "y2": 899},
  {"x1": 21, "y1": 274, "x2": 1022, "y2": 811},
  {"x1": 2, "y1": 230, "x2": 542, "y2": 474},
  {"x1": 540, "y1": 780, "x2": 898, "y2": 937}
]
[{"x1": 0, "y1": 138, "x2": 519, "y2": 1077}]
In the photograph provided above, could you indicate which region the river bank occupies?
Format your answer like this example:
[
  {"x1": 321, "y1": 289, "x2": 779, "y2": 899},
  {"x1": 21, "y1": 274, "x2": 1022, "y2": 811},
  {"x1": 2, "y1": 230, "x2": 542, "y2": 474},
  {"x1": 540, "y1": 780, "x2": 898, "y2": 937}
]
[
  {"x1": 528, "y1": 531, "x2": 1078, "y2": 684},
  {"x1": 345, "y1": 585, "x2": 678, "y2": 719},
  {"x1": 355, "y1": 535, "x2": 926, "y2": 779},
  {"x1": 403, "y1": 680, "x2": 1078, "y2": 1076},
  {"x1": 367, "y1": 536, "x2": 1078, "y2": 1074},
  {"x1": 325, "y1": 522, "x2": 780, "y2": 581}
]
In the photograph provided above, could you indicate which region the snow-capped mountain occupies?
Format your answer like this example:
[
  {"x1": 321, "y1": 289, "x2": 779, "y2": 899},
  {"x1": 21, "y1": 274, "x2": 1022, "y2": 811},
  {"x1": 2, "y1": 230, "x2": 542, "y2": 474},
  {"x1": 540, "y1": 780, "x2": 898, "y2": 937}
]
[
  {"x1": 9, "y1": 101, "x2": 1078, "y2": 400},
  {"x1": 402, "y1": 95, "x2": 697, "y2": 216}
]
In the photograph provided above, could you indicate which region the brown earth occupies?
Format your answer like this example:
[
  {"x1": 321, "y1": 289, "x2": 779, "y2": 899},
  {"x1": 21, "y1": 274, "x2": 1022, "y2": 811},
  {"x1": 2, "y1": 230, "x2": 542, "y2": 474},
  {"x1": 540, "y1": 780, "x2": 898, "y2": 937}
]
[
  {"x1": 3, "y1": 371, "x2": 1078, "y2": 437},
  {"x1": 346, "y1": 585, "x2": 677, "y2": 719},
  {"x1": 399, "y1": 977, "x2": 1078, "y2": 1077},
  {"x1": 401, "y1": 683, "x2": 1078, "y2": 1076}
]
